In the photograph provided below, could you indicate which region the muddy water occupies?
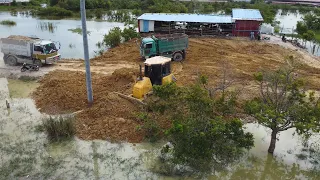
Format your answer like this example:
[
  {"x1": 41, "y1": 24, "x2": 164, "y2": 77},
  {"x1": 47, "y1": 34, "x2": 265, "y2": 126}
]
[
  {"x1": 0, "y1": 77, "x2": 319, "y2": 179},
  {"x1": 7, "y1": 79, "x2": 39, "y2": 98},
  {"x1": 275, "y1": 10, "x2": 320, "y2": 56}
]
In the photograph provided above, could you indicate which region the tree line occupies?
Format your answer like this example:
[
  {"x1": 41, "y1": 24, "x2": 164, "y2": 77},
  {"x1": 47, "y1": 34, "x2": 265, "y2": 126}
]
[{"x1": 14, "y1": 0, "x2": 318, "y2": 24}]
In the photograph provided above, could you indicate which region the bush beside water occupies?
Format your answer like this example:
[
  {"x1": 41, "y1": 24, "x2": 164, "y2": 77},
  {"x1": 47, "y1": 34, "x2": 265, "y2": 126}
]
[{"x1": 39, "y1": 116, "x2": 75, "y2": 142}]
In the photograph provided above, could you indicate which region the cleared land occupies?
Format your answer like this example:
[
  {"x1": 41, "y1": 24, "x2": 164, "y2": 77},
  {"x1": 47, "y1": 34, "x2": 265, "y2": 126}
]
[{"x1": 32, "y1": 37, "x2": 320, "y2": 142}]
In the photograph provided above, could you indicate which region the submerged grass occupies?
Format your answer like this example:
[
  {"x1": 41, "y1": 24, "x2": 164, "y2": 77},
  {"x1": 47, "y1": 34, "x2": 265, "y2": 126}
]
[
  {"x1": 68, "y1": 28, "x2": 91, "y2": 35},
  {"x1": 39, "y1": 116, "x2": 75, "y2": 142},
  {"x1": 0, "y1": 20, "x2": 16, "y2": 26}
]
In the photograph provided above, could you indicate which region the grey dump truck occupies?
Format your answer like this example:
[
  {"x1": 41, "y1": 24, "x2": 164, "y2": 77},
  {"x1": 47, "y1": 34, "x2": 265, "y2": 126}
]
[{"x1": 0, "y1": 35, "x2": 61, "y2": 66}]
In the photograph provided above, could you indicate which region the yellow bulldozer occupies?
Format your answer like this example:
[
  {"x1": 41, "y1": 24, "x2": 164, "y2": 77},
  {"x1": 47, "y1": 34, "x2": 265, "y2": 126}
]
[{"x1": 132, "y1": 56, "x2": 175, "y2": 99}]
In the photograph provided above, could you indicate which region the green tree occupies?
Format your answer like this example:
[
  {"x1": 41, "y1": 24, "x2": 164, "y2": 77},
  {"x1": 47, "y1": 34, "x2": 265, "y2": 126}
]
[
  {"x1": 121, "y1": 27, "x2": 139, "y2": 42},
  {"x1": 147, "y1": 80, "x2": 254, "y2": 170},
  {"x1": 245, "y1": 61, "x2": 320, "y2": 154},
  {"x1": 50, "y1": 0, "x2": 59, "y2": 6},
  {"x1": 103, "y1": 27, "x2": 122, "y2": 48},
  {"x1": 11, "y1": 0, "x2": 17, "y2": 6},
  {"x1": 296, "y1": 21, "x2": 308, "y2": 37}
]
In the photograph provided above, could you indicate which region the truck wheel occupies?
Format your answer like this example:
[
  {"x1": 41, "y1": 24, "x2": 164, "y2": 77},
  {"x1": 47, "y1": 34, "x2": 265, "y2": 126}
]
[
  {"x1": 173, "y1": 52, "x2": 183, "y2": 62},
  {"x1": 34, "y1": 60, "x2": 42, "y2": 67},
  {"x1": 7, "y1": 56, "x2": 17, "y2": 66}
]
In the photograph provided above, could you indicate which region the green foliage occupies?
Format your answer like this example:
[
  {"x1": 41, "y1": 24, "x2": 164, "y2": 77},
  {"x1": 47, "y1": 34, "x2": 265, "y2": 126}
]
[
  {"x1": 103, "y1": 27, "x2": 122, "y2": 48},
  {"x1": 136, "y1": 112, "x2": 161, "y2": 142},
  {"x1": 12, "y1": 0, "x2": 17, "y2": 6},
  {"x1": 245, "y1": 64, "x2": 320, "y2": 152},
  {"x1": 296, "y1": 21, "x2": 308, "y2": 37},
  {"x1": 50, "y1": 0, "x2": 59, "y2": 6},
  {"x1": 36, "y1": 7, "x2": 73, "y2": 17},
  {"x1": 68, "y1": 28, "x2": 91, "y2": 35},
  {"x1": 41, "y1": 116, "x2": 75, "y2": 142},
  {"x1": 148, "y1": 82, "x2": 254, "y2": 171},
  {"x1": 122, "y1": 27, "x2": 139, "y2": 42},
  {"x1": 303, "y1": 30, "x2": 315, "y2": 42},
  {"x1": 95, "y1": 9, "x2": 104, "y2": 19},
  {"x1": 101, "y1": 26, "x2": 138, "y2": 48},
  {"x1": 0, "y1": 20, "x2": 16, "y2": 26}
]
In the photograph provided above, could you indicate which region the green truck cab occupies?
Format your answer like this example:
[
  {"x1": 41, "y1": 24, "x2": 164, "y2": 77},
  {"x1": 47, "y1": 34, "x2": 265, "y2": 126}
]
[{"x1": 140, "y1": 33, "x2": 188, "y2": 61}]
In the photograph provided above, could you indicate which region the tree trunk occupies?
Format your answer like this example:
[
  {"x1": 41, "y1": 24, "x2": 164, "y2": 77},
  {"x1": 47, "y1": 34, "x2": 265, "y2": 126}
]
[{"x1": 268, "y1": 130, "x2": 278, "y2": 154}]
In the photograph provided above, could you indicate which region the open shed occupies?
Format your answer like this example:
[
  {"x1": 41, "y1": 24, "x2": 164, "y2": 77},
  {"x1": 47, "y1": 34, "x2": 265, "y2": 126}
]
[{"x1": 137, "y1": 13, "x2": 233, "y2": 36}]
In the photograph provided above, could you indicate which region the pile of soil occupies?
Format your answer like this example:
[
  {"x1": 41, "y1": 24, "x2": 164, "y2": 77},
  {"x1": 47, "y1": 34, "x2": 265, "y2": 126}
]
[
  {"x1": 76, "y1": 93, "x2": 144, "y2": 142},
  {"x1": 7, "y1": 35, "x2": 32, "y2": 40},
  {"x1": 33, "y1": 68, "x2": 139, "y2": 114},
  {"x1": 33, "y1": 68, "x2": 143, "y2": 142},
  {"x1": 91, "y1": 39, "x2": 141, "y2": 65}
]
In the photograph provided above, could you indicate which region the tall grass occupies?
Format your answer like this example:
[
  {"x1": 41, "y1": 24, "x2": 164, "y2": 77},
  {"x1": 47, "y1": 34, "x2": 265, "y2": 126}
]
[
  {"x1": 40, "y1": 116, "x2": 75, "y2": 142},
  {"x1": 38, "y1": 22, "x2": 57, "y2": 33},
  {"x1": 68, "y1": 28, "x2": 91, "y2": 35},
  {"x1": 0, "y1": 20, "x2": 16, "y2": 26}
]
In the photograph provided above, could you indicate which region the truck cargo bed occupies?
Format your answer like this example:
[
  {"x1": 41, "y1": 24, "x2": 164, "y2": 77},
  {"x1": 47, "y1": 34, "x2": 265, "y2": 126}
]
[
  {"x1": 155, "y1": 33, "x2": 188, "y2": 53},
  {"x1": 0, "y1": 38, "x2": 32, "y2": 57}
]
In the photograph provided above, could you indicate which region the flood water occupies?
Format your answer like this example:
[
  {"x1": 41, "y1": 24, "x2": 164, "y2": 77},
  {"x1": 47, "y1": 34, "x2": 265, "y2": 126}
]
[
  {"x1": 275, "y1": 10, "x2": 320, "y2": 56},
  {"x1": 0, "y1": 12, "x2": 124, "y2": 59},
  {"x1": 0, "y1": 77, "x2": 319, "y2": 179}
]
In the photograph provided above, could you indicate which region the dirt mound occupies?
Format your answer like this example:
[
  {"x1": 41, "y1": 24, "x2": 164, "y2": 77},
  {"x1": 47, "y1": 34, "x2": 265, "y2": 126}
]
[
  {"x1": 76, "y1": 93, "x2": 144, "y2": 142},
  {"x1": 33, "y1": 68, "x2": 138, "y2": 114},
  {"x1": 33, "y1": 68, "x2": 145, "y2": 142},
  {"x1": 8, "y1": 35, "x2": 32, "y2": 40},
  {"x1": 91, "y1": 39, "x2": 141, "y2": 65}
]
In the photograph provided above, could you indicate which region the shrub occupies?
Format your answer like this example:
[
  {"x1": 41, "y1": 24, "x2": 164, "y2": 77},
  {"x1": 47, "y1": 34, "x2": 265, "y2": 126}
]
[
  {"x1": 0, "y1": 20, "x2": 16, "y2": 26},
  {"x1": 136, "y1": 112, "x2": 161, "y2": 142},
  {"x1": 122, "y1": 27, "x2": 139, "y2": 42},
  {"x1": 41, "y1": 116, "x2": 75, "y2": 142},
  {"x1": 103, "y1": 27, "x2": 122, "y2": 48}
]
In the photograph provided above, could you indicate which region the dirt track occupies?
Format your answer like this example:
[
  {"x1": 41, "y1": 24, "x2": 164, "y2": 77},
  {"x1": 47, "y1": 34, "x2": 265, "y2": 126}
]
[{"x1": 32, "y1": 37, "x2": 320, "y2": 142}]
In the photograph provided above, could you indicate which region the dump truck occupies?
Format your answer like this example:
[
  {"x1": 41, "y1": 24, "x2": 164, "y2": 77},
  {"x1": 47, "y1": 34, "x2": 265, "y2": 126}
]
[
  {"x1": 133, "y1": 56, "x2": 175, "y2": 99},
  {"x1": 140, "y1": 33, "x2": 188, "y2": 61},
  {"x1": 0, "y1": 35, "x2": 61, "y2": 66}
]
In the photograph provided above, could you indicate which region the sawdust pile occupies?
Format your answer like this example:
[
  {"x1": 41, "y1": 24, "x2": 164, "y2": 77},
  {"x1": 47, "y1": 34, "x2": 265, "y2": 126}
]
[{"x1": 7, "y1": 35, "x2": 32, "y2": 40}]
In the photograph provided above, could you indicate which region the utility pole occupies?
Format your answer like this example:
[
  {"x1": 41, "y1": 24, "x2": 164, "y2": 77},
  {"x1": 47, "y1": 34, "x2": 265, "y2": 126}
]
[{"x1": 80, "y1": 0, "x2": 93, "y2": 105}]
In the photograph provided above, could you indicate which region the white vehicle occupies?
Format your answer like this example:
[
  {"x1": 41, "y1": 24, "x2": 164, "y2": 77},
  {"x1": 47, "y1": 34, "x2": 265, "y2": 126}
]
[{"x1": 0, "y1": 35, "x2": 61, "y2": 66}]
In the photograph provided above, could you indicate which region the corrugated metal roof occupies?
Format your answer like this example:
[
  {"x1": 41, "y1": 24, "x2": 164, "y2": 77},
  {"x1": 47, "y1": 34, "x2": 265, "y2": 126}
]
[
  {"x1": 232, "y1": 9, "x2": 263, "y2": 21},
  {"x1": 137, "y1": 13, "x2": 233, "y2": 24}
]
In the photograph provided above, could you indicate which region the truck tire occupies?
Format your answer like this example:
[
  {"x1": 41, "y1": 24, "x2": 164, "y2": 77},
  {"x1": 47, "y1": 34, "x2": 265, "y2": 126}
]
[
  {"x1": 173, "y1": 52, "x2": 183, "y2": 62},
  {"x1": 34, "y1": 59, "x2": 42, "y2": 67},
  {"x1": 7, "y1": 56, "x2": 18, "y2": 66}
]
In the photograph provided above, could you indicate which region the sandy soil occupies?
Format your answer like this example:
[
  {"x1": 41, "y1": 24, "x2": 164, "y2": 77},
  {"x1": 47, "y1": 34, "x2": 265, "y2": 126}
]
[{"x1": 27, "y1": 37, "x2": 320, "y2": 142}]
